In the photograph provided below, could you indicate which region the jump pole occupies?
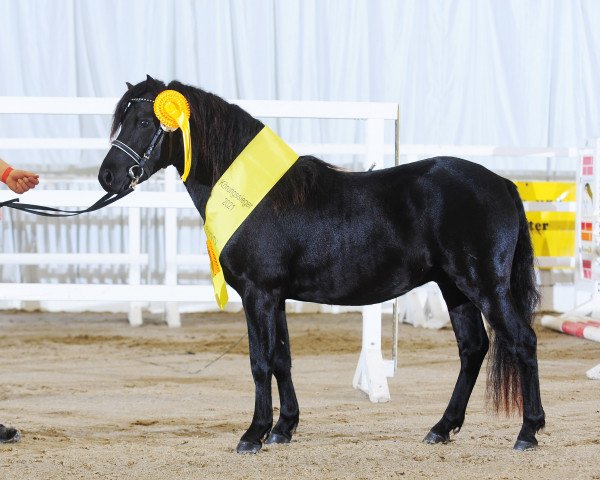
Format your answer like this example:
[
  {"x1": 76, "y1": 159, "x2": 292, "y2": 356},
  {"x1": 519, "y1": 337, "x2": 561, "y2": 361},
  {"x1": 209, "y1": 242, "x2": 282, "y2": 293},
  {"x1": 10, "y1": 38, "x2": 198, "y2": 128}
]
[
  {"x1": 541, "y1": 317, "x2": 600, "y2": 342},
  {"x1": 392, "y1": 104, "x2": 401, "y2": 370}
]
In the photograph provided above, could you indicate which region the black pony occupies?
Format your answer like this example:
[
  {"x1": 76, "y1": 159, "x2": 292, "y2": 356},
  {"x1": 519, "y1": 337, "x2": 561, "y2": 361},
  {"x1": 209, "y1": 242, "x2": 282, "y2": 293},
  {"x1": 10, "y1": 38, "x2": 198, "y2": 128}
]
[{"x1": 99, "y1": 76, "x2": 544, "y2": 453}]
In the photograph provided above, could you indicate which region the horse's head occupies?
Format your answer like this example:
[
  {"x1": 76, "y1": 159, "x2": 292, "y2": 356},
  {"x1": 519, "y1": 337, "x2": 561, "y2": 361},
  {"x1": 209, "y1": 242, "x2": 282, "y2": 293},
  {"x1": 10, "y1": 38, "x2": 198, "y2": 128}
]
[
  {"x1": 100, "y1": 76, "x2": 264, "y2": 195},
  {"x1": 98, "y1": 75, "x2": 168, "y2": 193}
]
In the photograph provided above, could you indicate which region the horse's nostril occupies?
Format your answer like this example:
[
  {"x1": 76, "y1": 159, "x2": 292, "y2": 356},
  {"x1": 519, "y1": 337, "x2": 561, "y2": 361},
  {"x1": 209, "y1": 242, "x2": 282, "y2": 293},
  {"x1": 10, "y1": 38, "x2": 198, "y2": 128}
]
[{"x1": 102, "y1": 169, "x2": 113, "y2": 186}]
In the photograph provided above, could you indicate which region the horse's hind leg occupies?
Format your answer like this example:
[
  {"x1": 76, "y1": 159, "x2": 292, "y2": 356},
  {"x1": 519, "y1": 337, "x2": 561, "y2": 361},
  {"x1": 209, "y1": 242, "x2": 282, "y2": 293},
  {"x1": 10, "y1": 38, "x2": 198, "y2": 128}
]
[
  {"x1": 514, "y1": 336, "x2": 544, "y2": 450},
  {"x1": 265, "y1": 301, "x2": 299, "y2": 445},
  {"x1": 446, "y1": 276, "x2": 544, "y2": 449},
  {"x1": 483, "y1": 298, "x2": 545, "y2": 450},
  {"x1": 424, "y1": 299, "x2": 489, "y2": 444}
]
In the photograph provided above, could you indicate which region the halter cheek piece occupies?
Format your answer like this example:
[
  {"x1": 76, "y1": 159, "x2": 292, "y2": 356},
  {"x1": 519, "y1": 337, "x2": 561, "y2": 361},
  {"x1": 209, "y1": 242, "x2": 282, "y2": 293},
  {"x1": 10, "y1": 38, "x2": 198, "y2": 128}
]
[{"x1": 111, "y1": 97, "x2": 165, "y2": 188}]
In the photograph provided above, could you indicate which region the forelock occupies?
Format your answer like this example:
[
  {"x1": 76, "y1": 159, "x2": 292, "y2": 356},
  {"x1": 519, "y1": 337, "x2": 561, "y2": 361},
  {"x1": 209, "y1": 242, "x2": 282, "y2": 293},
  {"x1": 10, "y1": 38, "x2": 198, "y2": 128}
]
[{"x1": 110, "y1": 78, "x2": 166, "y2": 139}]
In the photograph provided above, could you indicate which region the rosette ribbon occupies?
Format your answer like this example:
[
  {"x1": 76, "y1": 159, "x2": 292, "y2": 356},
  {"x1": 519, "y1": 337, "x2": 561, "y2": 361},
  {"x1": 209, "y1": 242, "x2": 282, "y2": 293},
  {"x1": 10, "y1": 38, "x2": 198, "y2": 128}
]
[{"x1": 154, "y1": 90, "x2": 192, "y2": 181}]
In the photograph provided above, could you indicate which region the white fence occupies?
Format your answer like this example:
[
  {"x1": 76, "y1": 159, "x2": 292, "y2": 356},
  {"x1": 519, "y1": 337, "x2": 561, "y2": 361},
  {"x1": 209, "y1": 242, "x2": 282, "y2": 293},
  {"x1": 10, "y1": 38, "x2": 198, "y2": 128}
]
[{"x1": 0, "y1": 97, "x2": 399, "y2": 327}]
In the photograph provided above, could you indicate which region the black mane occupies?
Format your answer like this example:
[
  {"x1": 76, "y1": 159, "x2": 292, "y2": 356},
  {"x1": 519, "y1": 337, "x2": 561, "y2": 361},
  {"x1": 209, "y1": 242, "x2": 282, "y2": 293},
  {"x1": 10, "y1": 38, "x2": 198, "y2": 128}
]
[{"x1": 166, "y1": 80, "x2": 263, "y2": 187}]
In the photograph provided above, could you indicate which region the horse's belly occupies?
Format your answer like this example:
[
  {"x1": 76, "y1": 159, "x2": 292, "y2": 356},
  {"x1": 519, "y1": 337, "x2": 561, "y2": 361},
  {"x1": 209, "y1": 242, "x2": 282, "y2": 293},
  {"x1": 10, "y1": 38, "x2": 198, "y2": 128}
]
[{"x1": 288, "y1": 256, "x2": 421, "y2": 306}]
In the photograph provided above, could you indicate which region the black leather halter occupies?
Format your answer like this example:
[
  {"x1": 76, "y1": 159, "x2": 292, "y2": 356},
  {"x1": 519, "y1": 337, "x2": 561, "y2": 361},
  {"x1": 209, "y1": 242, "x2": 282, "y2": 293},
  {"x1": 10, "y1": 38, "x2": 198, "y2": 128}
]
[{"x1": 111, "y1": 97, "x2": 164, "y2": 187}]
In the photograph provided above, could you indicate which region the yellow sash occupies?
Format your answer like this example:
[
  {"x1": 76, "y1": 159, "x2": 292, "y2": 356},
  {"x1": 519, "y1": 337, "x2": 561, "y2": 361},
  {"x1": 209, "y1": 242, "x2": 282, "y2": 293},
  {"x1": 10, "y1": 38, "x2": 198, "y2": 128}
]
[{"x1": 204, "y1": 126, "x2": 299, "y2": 309}]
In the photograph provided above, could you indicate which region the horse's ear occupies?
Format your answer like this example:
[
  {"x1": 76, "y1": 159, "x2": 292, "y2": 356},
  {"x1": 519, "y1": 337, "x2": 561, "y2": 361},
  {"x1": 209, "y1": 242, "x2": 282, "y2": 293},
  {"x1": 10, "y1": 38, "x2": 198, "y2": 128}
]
[
  {"x1": 146, "y1": 74, "x2": 156, "y2": 88},
  {"x1": 126, "y1": 82, "x2": 134, "y2": 91}
]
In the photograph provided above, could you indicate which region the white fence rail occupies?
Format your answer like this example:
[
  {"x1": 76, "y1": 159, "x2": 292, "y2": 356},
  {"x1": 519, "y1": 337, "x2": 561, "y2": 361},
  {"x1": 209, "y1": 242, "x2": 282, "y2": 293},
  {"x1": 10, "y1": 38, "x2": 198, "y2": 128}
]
[{"x1": 0, "y1": 96, "x2": 399, "y2": 327}]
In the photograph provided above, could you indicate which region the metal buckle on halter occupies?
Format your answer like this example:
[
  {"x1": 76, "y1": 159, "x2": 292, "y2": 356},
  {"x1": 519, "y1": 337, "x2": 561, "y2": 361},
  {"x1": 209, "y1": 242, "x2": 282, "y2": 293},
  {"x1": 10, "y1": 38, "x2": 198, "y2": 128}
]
[{"x1": 128, "y1": 164, "x2": 144, "y2": 188}]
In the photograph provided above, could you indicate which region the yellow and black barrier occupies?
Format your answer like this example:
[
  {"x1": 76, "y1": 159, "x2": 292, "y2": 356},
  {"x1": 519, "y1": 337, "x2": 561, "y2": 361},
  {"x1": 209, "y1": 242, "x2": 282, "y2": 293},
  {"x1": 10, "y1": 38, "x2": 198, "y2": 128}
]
[{"x1": 514, "y1": 181, "x2": 576, "y2": 263}]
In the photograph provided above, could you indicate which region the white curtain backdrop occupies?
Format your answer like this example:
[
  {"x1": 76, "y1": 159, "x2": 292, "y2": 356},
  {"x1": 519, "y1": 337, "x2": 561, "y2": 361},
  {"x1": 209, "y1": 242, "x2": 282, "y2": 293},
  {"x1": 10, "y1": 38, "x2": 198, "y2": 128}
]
[
  {"x1": 1, "y1": 0, "x2": 599, "y2": 145},
  {"x1": 1, "y1": 0, "x2": 599, "y2": 310}
]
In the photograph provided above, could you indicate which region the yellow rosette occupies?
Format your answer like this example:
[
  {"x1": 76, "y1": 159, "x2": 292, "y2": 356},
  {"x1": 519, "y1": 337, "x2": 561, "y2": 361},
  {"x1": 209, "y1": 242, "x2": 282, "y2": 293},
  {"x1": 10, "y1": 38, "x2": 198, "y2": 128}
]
[{"x1": 154, "y1": 90, "x2": 192, "y2": 182}]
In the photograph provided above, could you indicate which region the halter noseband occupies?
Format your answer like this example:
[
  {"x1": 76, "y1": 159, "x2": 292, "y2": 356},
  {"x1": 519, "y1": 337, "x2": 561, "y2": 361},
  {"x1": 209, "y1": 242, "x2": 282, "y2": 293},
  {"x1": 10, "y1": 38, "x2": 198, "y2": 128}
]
[{"x1": 111, "y1": 97, "x2": 165, "y2": 188}]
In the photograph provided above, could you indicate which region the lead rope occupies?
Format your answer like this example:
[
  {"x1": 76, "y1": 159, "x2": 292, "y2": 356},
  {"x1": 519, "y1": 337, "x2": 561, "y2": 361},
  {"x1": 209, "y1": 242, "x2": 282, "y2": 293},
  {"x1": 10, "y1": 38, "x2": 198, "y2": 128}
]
[{"x1": 0, "y1": 187, "x2": 134, "y2": 217}]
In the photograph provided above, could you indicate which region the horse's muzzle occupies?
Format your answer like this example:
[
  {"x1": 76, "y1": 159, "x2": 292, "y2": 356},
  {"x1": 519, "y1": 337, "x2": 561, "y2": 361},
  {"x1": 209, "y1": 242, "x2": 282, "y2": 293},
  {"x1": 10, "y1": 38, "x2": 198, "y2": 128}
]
[{"x1": 98, "y1": 167, "x2": 129, "y2": 193}]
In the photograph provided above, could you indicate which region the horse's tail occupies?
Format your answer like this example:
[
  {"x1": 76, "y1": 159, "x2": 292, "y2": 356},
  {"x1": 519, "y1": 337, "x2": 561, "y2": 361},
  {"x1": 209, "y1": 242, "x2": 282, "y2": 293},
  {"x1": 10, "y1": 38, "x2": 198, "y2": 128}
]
[
  {"x1": 506, "y1": 180, "x2": 540, "y2": 326},
  {"x1": 487, "y1": 180, "x2": 540, "y2": 415}
]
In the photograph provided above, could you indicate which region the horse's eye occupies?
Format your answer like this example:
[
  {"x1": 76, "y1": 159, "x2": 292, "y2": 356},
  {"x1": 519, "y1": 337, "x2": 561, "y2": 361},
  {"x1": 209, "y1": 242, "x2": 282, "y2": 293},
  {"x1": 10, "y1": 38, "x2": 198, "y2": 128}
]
[{"x1": 139, "y1": 120, "x2": 151, "y2": 128}]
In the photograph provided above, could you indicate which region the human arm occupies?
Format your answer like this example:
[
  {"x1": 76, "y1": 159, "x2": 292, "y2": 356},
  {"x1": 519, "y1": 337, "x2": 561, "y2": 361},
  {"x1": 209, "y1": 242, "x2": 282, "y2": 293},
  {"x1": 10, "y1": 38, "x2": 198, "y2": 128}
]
[{"x1": 0, "y1": 158, "x2": 39, "y2": 194}]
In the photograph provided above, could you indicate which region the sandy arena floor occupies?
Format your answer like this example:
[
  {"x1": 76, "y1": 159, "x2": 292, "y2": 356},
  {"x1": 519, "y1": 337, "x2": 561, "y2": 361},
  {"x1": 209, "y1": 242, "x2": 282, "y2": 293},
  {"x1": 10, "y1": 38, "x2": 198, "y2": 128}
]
[{"x1": 0, "y1": 310, "x2": 599, "y2": 479}]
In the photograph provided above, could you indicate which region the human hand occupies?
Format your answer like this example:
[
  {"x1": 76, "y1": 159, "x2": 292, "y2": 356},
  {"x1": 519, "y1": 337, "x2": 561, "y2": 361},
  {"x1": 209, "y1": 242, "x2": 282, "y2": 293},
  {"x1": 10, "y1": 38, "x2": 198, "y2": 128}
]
[{"x1": 5, "y1": 169, "x2": 39, "y2": 194}]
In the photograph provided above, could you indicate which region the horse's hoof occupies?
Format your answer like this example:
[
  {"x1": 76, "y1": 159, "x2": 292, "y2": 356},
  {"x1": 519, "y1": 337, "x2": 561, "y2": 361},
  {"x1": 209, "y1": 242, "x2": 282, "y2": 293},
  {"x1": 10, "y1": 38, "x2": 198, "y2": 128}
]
[
  {"x1": 265, "y1": 432, "x2": 291, "y2": 444},
  {"x1": 236, "y1": 440, "x2": 262, "y2": 454},
  {"x1": 422, "y1": 430, "x2": 449, "y2": 444},
  {"x1": 513, "y1": 439, "x2": 537, "y2": 451},
  {"x1": 0, "y1": 427, "x2": 21, "y2": 444}
]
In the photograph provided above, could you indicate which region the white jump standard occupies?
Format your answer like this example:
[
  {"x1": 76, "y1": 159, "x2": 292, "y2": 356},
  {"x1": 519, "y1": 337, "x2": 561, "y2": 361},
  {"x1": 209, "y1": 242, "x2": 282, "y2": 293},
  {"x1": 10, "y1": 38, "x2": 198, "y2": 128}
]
[{"x1": 541, "y1": 140, "x2": 600, "y2": 380}]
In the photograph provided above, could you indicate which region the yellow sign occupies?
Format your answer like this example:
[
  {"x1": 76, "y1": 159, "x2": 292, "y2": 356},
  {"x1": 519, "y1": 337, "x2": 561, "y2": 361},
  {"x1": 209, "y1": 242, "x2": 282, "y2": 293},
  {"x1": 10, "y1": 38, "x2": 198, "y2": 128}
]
[
  {"x1": 204, "y1": 126, "x2": 299, "y2": 308},
  {"x1": 514, "y1": 181, "x2": 575, "y2": 262}
]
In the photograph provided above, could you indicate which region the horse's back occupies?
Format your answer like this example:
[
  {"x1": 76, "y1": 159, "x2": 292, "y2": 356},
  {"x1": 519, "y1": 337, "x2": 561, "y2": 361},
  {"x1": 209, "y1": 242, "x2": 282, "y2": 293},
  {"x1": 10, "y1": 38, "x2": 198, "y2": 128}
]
[
  {"x1": 384, "y1": 156, "x2": 521, "y2": 259},
  {"x1": 374, "y1": 156, "x2": 513, "y2": 197},
  {"x1": 353, "y1": 156, "x2": 519, "y2": 242}
]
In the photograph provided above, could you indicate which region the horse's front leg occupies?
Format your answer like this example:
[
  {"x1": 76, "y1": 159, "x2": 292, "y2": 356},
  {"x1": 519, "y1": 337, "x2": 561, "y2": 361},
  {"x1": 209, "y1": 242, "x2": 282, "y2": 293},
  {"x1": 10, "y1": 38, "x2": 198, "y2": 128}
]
[
  {"x1": 236, "y1": 288, "x2": 279, "y2": 454},
  {"x1": 265, "y1": 300, "x2": 299, "y2": 445}
]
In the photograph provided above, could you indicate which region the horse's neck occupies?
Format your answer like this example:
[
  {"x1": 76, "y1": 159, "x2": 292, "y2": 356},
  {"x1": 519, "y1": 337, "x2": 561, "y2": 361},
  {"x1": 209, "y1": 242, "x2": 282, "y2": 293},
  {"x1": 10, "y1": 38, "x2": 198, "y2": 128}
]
[
  {"x1": 200, "y1": 102, "x2": 264, "y2": 182},
  {"x1": 168, "y1": 93, "x2": 263, "y2": 220},
  {"x1": 184, "y1": 179, "x2": 211, "y2": 222}
]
